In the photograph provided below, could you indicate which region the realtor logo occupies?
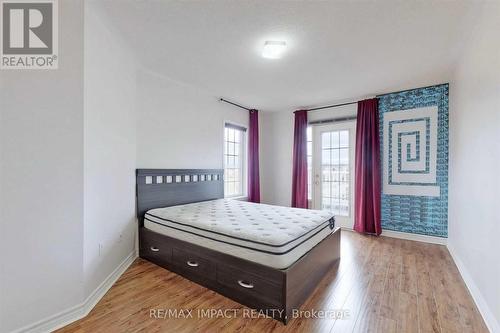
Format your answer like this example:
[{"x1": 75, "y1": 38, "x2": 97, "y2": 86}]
[{"x1": 1, "y1": 0, "x2": 58, "y2": 69}]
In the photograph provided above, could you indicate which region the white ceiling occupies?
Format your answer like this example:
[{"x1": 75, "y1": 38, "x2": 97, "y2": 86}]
[{"x1": 100, "y1": 1, "x2": 481, "y2": 112}]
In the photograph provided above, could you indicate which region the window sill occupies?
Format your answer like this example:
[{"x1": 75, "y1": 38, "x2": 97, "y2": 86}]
[{"x1": 226, "y1": 196, "x2": 248, "y2": 202}]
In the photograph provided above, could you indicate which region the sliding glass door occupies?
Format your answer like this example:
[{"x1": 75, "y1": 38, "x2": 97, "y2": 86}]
[{"x1": 312, "y1": 122, "x2": 356, "y2": 229}]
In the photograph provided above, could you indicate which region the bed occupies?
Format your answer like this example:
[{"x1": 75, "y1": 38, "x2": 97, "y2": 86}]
[{"x1": 137, "y1": 169, "x2": 341, "y2": 323}]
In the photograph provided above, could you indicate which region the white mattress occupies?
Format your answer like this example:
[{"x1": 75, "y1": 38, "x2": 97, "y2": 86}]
[{"x1": 144, "y1": 199, "x2": 335, "y2": 269}]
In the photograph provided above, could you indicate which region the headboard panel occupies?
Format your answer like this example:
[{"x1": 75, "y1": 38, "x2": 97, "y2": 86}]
[{"x1": 136, "y1": 169, "x2": 224, "y2": 226}]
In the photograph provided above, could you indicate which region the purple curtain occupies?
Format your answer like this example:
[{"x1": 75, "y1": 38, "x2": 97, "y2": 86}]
[
  {"x1": 248, "y1": 109, "x2": 261, "y2": 203},
  {"x1": 291, "y1": 110, "x2": 308, "y2": 208},
  {"x1": 354, "y1": 99, "x2": 382, "y2": 235}
]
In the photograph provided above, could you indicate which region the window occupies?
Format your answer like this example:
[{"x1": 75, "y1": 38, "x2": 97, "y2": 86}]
[
  {"x1": 321, "y1": 130, "x2": 350, "y2": 216},
  {"x1": 224, "y1": 123, "x2": 246, "y2": 197}
]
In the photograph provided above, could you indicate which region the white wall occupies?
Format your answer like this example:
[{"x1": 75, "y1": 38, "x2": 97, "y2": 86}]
[
  {"x1": 0, "y1": 2, "x2": 139, "y2": 331},
  {"x1": 260, "y1": 104, "x2": 357, "y2": 206},
  {"x1": 83, "y1": 2, "x2": 137, "y2": 298},
  {"x1": 0, "y1": 1, "x2": 85, "y2": 332},
  {"x1": 136, "y1": 70, "x2": 248, "y2": 169},
  {"x1": 448, "y1": 2, "x2": 500, "y2": 332},
  {"x1": 259, "y1": 111, "x2": 294, "y2": 206}
]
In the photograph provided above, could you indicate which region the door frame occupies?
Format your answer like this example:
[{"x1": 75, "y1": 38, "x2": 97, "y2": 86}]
[{"x1": 311, "y1": 121, "x2": 356, "y2": 229}]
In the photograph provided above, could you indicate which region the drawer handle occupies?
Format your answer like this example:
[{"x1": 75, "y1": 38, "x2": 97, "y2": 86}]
[
  {"x1": 150, "y1": 246, "x2": 159, "y2": 252},
  {"x1": 237, "y1": 280, "x2": 254, "y2": 289},
  {"x1": 186, "y1": 261, "x2": 199, "y2": 267}
]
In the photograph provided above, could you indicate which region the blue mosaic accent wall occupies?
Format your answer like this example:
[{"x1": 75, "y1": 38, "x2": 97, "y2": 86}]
[{"x1": 379, "y1": 84, "x2": 449, "y2": 237}]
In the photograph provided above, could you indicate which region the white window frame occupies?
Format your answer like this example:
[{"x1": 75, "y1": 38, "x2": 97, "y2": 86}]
[
  {"x1": 223, "y1": 122, "x2": 247, "y2": 199},
  {"x1": 307, "y1": 126, "x2": 313, "y2": 207},
  {"x1": 311, "y1": 121, "x2": 356, "y2": 229}
]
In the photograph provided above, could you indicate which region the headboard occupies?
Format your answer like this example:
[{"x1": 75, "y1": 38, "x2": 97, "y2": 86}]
[{"x1": 136, "y1": 169, "x2": 224, "y2": 226}]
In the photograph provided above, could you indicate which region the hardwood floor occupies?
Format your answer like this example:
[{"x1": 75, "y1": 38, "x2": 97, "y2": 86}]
[{"x1": 57, "y1": 231, "x2": 488, "y2": 333}]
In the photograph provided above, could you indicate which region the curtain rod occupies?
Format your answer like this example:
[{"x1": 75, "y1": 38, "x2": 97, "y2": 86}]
[
  {"x1": 222, "y1": 82, "x2": 447, "y2": 113},
  {"x1": 297, "y1": 83, "x2": 448, "y2": 113},
  {"x1": 375, "y1": 82, "x2": 448, "y2": 98},
  {"x1": 299, "y1": 101, "x2": 359, "y2": 112},
  {"x1": 219, "y1": 98, "x2": 252, "y2": 111}
]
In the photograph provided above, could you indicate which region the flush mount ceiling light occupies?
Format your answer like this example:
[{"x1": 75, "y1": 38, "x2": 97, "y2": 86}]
[{"x1": 262, "y1": 41, "x2": 287, "y2": 59}]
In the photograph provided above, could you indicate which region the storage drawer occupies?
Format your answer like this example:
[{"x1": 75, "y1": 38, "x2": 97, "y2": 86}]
[
  {"x1": 216, "y1": 264, "x2": 283, "y2": 307},
  {"x1": 140, "y1": 228, "x2": 172, "y2": 264},
  {"x1": 172, "y1": 248, "x2": 216, "y2": 280}
]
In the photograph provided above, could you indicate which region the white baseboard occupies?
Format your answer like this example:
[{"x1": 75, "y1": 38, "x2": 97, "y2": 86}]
[
  {"x1": 11, "y1": 236, "x2": 498, "y2": 333},
  {"x1": 336, "y1": 227, "x2": 499, "y2": 331},
  {"x1": 345, "y1": 227, "x2": 497, "y2": 332},
  {"x1": 340, "y1": 227, "x2": 448, "y2": 245},
  {"x1": 11, "y1": 250, "x2": 138, "y2": 333},
  {"x1": 381, "y1": 229, "x2": 447, "y2": 245},
  {"x1": 447, "y1": 243, "x2": 500, "y2": 333}
]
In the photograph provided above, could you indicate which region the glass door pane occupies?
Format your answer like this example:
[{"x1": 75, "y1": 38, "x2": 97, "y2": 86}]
[
  {"x1": 312, "y1": 121, "x2": 355, "y2": 229},
  {"x1": 319, "y1": 130, "x2": 350, "y2": 216}
]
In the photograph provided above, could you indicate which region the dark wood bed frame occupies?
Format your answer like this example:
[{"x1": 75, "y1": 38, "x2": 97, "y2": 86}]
[{"x1": 136, "y1": 169, "x2": 341, "y2": 324}]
